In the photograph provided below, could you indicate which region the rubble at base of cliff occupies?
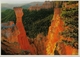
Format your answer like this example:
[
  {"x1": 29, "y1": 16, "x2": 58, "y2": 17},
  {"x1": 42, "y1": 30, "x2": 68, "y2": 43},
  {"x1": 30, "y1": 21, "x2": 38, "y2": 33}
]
[{"x1": 1, "y1": 21, "x2": 31, "y2": 55}]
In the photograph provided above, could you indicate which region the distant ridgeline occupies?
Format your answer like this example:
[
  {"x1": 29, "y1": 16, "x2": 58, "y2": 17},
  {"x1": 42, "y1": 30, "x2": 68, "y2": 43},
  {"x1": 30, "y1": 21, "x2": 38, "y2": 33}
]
[
  {"x1": 28, "y1": 1, "x2": 63, "y2": 11},
  {"x1": 28, "y1": 1, "x2": 53, "y2": 11}
]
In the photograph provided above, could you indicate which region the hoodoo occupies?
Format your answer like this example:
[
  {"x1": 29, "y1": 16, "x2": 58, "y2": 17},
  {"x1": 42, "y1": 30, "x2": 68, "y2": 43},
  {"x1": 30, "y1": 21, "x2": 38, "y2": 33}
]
[
  {"x1": 46, "y1": 8, "x2": 64, "y2": 55},
  {"x1": 14, "y1": 7, "x2": 34, "y2": 54}
]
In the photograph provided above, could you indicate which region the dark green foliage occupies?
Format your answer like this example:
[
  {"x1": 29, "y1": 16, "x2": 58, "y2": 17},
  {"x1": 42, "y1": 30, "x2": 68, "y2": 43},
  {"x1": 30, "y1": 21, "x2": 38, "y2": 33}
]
[
  {"x1": 1, "y1": 9, "x2": 16, "y2": 23},
  {"x1": 22, "y1": 8, "x2": 53, "y2": 38},
  {"x1": 61, "y1": 1, "x2": 78, "y2": 42},
  {"x1": 1, "y1": 8, "x2": 53, "y2": 38}
]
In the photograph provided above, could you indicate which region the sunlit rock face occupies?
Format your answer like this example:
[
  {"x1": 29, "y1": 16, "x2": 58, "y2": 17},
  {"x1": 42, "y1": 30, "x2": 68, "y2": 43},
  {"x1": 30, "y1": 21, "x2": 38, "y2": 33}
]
[
  {"x1": 46, "y1": 8, "x2": 64, "y2": 55},
  {"x1": 46, "y1": 7, "x2": 78, "y2": 55},
  {"x1": 14, "y1": 7, "x2": 35, "y2": 54}
]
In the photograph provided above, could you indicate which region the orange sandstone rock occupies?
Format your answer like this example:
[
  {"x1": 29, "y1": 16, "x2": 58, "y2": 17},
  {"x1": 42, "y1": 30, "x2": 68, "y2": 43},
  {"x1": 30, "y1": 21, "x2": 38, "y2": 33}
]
[
  {"x1": 14, "y1": 7, "x2": 35, "y2": 54},
  {"x1": 46, "y1": 8, "x2": 64, "y2": 55}
]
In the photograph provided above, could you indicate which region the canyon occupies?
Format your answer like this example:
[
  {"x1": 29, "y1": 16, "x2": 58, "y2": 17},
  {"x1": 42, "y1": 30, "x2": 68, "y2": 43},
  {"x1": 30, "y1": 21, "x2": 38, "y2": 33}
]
[{"x1": 1, "y1": 1, "x2": 78, "y2": 55}]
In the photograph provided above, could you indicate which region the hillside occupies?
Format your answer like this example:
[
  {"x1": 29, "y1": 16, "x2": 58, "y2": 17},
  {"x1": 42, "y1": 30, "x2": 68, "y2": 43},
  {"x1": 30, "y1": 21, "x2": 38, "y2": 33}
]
[
  {"x1": 1, "y1": 9, "x2": 16, "y2": 23},
  {"x1": 1, "y1": 8, "x2": 53, "y2": 38},
  {"x1": 1, "y1": 6, "x2": 53, "y2": 55},
  {"x1": 46, "y1": 1, "x2": 78, "y2": 55}
]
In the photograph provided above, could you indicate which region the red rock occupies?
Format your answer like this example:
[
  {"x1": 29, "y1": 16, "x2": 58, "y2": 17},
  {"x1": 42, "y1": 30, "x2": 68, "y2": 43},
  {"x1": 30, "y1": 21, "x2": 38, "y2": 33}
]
[
  {"x1": 46, "y1": 8, "x2": 64, "y2": 55},
  {"x1": 14, "y1": 7, "x2": 34, "y2": 54}
]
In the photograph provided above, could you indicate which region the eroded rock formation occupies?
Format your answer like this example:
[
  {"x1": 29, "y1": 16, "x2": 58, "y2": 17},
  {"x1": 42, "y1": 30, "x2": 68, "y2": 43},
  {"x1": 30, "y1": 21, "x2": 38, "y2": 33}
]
[
  {"x1": 28, "y1": 1, "x2": 53, "y2": 11},
  {"x1": 46, "y1": 7, "x2": 78, "y2": 55},
  {"x1": 46, "y1": 8, "x2": 64, "y2": 55},
  {"x1": 1, "y1": 2, "x2": 78, "y2": 55},
  {"x1": 1, "y1": 21, "x2": 34, "y2": 55},
  {"x1": 1, "y1": 21, "x2": 21, "y2": 54},
  {"x1": 1, "y1": 7, "x2": 47, "y2": 55},
  {"x1": 14, "y1": 7, "x2": 35, "y2": 54},
  {"x1": 33, "y1": 33, "x2": 47, "y2": 55}
]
